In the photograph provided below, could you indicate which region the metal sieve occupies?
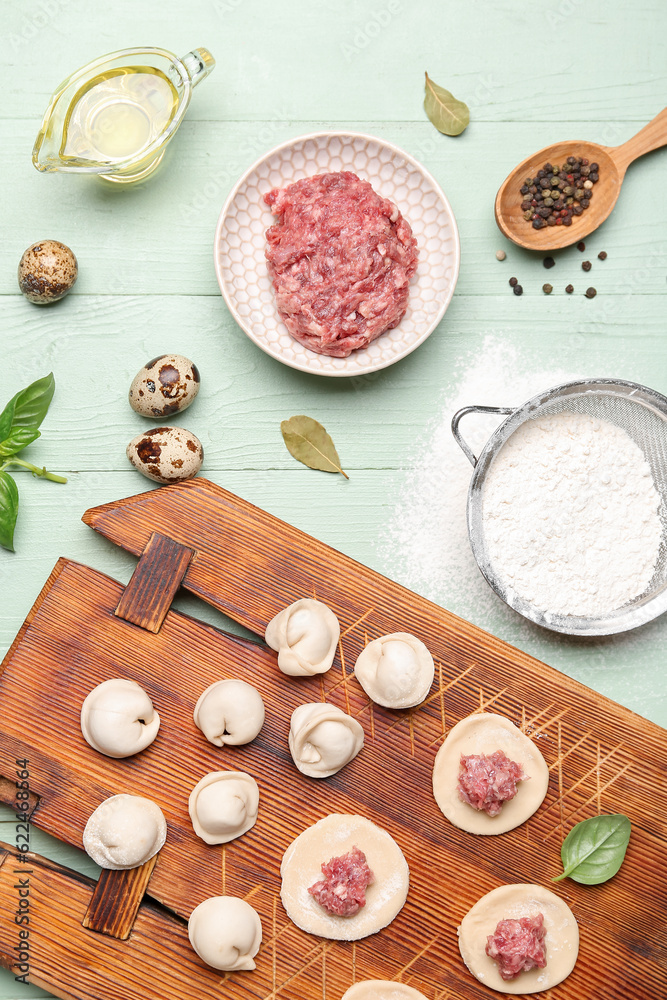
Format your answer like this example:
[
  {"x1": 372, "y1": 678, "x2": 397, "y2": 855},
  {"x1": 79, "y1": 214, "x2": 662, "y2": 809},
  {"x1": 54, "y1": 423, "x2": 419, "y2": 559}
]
[{"x1": 451, "y1": 379, "x2": 667, "y2": 636}]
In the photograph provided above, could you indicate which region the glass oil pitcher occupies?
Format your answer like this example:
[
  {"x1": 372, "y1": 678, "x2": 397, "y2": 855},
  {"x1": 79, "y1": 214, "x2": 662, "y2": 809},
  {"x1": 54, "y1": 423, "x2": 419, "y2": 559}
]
[{"x1": 33, "y1": 46, "x2": 215, "y2": 184}]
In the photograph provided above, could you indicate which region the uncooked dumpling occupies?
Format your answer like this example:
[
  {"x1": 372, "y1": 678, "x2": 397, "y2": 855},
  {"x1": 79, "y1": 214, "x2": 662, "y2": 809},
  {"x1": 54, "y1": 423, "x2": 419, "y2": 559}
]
[
  {"x1": 432, "y1": 714, "x2": 549, "y2": 835},
  {"x1": 458, "y1": 884, "x2": 579, "y2": 994},
  {"x1": 83, "y1": 794, "x2": 166, "y2": 870},
  {"x1": 80, "y1": 678, "x2": 160, "y2": 758},
  {"x1": 194, "y1": 679, "x2": 265, "y2": 746},
  {"x1": 189, "y1": 771, "x2": 259, "y2": 845},
  {"x1": 354, "y1": 632, "x2": 434, "y2": 709},
  {"x1": 281, "y1": 813, "x2": 409, "y2": 941},
  {"x1": 342, "y1": 983, "x2": 429, "y2": 1000},
  {"x1": 289, "y1": 703, "x2": 364, "y2": 778},
  {"x1": 265, "y1": 598, "x2": 340, "y2": 676},
  {"x1": 188, "y1": 895, "x2": 262, "y2": 971}
]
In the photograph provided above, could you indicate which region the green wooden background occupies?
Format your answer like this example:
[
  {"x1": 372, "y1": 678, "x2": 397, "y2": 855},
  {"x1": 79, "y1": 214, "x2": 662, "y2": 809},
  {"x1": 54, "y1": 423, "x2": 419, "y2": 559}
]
[{"x1": 1, "y1": 1, "x2": 666, "y2": 996}]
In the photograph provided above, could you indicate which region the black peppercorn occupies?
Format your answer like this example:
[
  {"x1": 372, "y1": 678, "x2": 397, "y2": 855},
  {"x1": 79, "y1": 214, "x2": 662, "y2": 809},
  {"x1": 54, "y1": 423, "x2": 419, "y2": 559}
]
[
  {"x1": 509, "y1": 277, "x2": 518, "y2": 287},
  {"x1": 513, "y1": 284, "x2": 523, "y2": 295},
  {"x1": 542, "y1": 283, "x2": 553, "y2": 294},
  {"x1": 543, "y1": 256, "x2": 555, "y2": 268},
  {"x1": 585, "y1": 287, "x2": 597, "y2": 298},
  {"x1": 565, "y1": 284, "x2": 574, "y2": 293},
  {"x1": 577, "y1": 241, "x2": 586, "y2": 251},
  {"x1": 582, "y1": 260, "x2": 592, "y2": 272},
  {"x1": 598, "y1": 251, "x2": 608, "y2": 260}
]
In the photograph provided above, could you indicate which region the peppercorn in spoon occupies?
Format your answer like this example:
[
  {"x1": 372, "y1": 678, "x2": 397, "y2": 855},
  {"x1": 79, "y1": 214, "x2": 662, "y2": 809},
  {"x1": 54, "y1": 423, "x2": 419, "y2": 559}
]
[{"x1": 495, "y1": 107, "x2": 667, "y2": 251}]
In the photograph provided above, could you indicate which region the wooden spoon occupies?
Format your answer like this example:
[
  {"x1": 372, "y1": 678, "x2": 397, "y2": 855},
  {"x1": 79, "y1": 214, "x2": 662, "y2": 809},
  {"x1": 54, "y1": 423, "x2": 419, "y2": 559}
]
[{"x1": 495, "y1": 107, "x2": 667, "y2": 251}]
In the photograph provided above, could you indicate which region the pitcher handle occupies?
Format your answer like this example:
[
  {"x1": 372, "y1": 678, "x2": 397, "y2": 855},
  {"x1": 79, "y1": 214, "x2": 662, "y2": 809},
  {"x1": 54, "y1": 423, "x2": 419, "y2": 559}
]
[
  {"x1": 181, "y1": 48, "x2": 216, "y2": 87},
  {"x1": 451, "y1": 405, "x2": 515, "y2": 468}
]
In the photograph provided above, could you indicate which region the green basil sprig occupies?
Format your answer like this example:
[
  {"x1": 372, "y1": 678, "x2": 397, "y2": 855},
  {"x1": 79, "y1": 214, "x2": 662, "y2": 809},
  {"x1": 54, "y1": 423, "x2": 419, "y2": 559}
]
[
  {"x1": 553, "y1": 813, "x2": 631, "y2": 885},
  {"x1": 0, "y1": 373, "x2": 67, "y2": 551}
]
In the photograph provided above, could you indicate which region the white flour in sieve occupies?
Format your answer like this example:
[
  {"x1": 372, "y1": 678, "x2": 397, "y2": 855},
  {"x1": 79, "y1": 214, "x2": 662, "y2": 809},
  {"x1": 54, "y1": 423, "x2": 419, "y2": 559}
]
[{"x1": 482, "y1": 411, "x2": 662, "y2": 617}]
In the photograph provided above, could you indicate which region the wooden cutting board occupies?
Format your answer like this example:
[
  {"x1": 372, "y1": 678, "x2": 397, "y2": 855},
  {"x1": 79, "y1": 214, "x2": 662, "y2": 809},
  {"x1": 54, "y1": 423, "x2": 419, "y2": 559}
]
[{"x1": 0, "y1": 477, "x2": 665, "y2": 1000}]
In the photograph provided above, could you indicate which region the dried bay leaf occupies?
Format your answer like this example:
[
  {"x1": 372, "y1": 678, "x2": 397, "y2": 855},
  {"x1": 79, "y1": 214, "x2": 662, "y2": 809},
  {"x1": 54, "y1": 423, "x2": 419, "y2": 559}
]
[
  {"x1": 424, "y1": 73, "x2": 470, "y2": 136},
  {"x1": 281, "y1": 415, "x2": 349, "y2": 479}
]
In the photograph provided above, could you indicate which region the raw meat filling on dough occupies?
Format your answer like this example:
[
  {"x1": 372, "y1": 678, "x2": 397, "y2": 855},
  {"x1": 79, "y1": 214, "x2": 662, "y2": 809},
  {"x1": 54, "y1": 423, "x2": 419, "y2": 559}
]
[
  {"x1": 264, "y1": 172, "x2": 418, "y2": 358},
  {"x1": 308, "y1": 846, "x2": 374, "y2": 916},
  {"x1": 486, "y1": 913, "x2": 547, "y2": 981},
  {"x1": 458, "y1": 750, "x2": 525, "y2": 817}
]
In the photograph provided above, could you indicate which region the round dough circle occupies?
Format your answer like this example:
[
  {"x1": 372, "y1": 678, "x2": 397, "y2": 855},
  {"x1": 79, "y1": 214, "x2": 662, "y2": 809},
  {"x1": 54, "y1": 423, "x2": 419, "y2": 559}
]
[
  {"x1": 81, "y1": 678, "x2": 160, "y2": 758},
  {"x1": 458, "y1": 884, "x2": 579, "y2": 994},
  {"x1": 188, "y1": 895, "x2": 262, "y2": 971},
  {"x1": 280, "y1": 813, "x2": 409, "y2": 941},
  {"x1": 354, "y1": 632, "x2": 434, "y2": 709},
  {"x1": 342, "y1": 983, "x2": 428, "y2": 1000},
  {"x1": 189, "y1": 771, "x2": 259, "y2": 845},
  {"x1": 432, "y1": 714, "x2": 549, "y2": 834},
  {"x1": 83, "y1": 794, "x2": 167, "y2": 869},
  {"x1": 193, "y1": 679, "x2": 265, "y2": 746}
]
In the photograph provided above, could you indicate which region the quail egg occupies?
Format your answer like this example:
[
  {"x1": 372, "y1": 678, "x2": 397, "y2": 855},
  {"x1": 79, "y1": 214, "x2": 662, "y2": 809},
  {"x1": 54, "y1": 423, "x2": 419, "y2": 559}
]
[
  {"x1": 18, "y1": 240, "x2": 78, "y2": 304},
  {"x1": 129, "y1": 354, "x2": 201, "y2": 418},
  {"x1": 126, "y1": 426, "x2": 203, "y2": 484}
]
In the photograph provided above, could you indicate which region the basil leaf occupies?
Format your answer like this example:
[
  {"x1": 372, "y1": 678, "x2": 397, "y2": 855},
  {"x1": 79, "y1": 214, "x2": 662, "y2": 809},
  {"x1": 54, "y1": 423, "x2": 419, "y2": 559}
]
[
  {"x1": 0, "y1": 471, "x2": 19, "y2": 551},
  {"x1": 7, "y1": 372, "x2": 55, "y2": 430},
  {"x1": 424, "y1": 73, "x2": 470, "y2": 136},
  {"x1": 281, "y1": 415, "x2": 349, "y2": 479},
  {"x1": 0, "y1": 428, "x2": 41, "y2": 457},
  {"x1": 0, "y1": 398, "x2": 16, "y2": 443},
  {"x1": 553, "y1": 813, "x2": 631, "y2": 885}
]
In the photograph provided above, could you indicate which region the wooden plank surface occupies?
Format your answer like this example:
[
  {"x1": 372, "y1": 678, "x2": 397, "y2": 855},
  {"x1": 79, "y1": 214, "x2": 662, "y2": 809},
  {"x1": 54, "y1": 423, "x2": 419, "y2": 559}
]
[{"x1": 0, "y1": 480, "x2": 666, "y2": 997}]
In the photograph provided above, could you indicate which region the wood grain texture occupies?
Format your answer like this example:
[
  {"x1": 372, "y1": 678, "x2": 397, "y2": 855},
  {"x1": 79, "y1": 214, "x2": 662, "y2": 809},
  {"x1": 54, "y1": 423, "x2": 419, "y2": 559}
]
[
  {"x1": 0, "y1": 842, "x2": 239, "y2": 1000},
  {"x1": 114, "y1": 532, "x2": 193, "y2": 633},
  {"x1": 0, "y1": 479, "x2": 664, "y2": 998},
  {"x1": 82, "y1": 856, "x2": 158, "y2": 940}
]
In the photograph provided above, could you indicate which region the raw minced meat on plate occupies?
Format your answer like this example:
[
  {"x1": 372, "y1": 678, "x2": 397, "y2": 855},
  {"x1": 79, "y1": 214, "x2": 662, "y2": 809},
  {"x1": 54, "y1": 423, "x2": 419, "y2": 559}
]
[{"x1": 264, "y1": 171, "x2": 419, "y2": 358}]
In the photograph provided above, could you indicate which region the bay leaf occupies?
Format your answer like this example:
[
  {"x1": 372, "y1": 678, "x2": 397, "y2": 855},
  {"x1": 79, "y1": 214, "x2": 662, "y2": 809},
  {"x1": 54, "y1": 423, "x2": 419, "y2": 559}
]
[
  {"x1": 281, "y1": 415, "x2": 349, "y2": 479},
  {"x1": 424, "y1": 73, "x2": 470, "y2": 136}
]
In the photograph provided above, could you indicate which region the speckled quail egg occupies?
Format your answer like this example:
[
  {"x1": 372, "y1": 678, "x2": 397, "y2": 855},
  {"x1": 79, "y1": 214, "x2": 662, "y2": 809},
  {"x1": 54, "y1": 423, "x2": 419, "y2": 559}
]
[
  {"x1": 129, "y1": 354, "x2": 200, "y2": 418},
  {"x1": 18, "y1": 240, "x2": 78, "y2": 304},
  {"x1": 126, "y1": 426, "x2": 203, "y2": 484}
]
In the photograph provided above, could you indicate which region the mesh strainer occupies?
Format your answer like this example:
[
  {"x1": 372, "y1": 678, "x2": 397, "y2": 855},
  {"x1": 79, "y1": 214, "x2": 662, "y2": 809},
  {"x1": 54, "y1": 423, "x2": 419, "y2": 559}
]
[{"x1": 451, "y1": 379, "x2": 667, "y2": 636}]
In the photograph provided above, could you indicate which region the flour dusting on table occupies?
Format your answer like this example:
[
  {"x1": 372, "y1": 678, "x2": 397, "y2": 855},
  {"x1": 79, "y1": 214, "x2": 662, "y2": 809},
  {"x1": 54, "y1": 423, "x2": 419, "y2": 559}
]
[{"x1": 377, "y1": 337, "x2": 578, "y2": 618}]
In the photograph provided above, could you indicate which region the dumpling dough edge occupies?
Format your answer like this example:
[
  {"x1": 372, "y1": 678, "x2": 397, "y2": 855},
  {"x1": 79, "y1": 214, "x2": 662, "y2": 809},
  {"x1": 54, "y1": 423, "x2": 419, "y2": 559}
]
[
  {"x1": 280, "y1": 813, "x2": 409, "y2": 941},
  {"x1": 457, "y1": 883, "x2": 579, "y2": 995},
  {"x1": 432, "y1": 713, "x2": 549, "y2": 835}
]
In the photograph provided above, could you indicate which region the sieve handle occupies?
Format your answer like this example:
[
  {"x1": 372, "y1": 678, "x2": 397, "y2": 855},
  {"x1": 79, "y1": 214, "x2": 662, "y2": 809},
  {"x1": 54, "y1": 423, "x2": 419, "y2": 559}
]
[{"x1": 451, "y1": 405, "x2": 515, "y2": 467}]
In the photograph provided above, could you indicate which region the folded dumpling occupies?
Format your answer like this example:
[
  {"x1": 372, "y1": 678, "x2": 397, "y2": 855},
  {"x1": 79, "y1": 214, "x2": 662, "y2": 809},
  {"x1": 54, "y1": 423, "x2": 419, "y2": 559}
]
[
  {"x1": 289, "y1": 702, "x2": 364, "y2": 778},
  {"x1": 188, "y1": 896, "x2": 262, "y2": 971},
  {"x1": 354, "y1": 632, "x2": 434, "y2": 709},
  {"x1": 265, "y1": 598, "x2": 340, "y2": 676},
  {"x1": 81, "y1": 678, "x2": 160, "y2": 758}
]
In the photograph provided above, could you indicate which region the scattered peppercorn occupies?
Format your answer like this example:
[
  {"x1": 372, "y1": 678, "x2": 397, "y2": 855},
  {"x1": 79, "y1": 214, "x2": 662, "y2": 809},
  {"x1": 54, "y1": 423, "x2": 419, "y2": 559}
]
[
  {"x1": 520, "y1": 156, "x2": 600, "y2": 228},
  {"x1": 509, "y1": 277, "x2": 518, "y2": 287},
  {"x1": 565, "y1": 284, "x2": 574, "y2": 294},
  {"x1": 577, "y1": 241, "x2": 586, "y2": 251},
  {"x1": 585, "y1": 287, "x2": 597, "y2": 298},
  {"x1": 513, "y1": 284, "x2": 523, "y2": 296},
  {"x1": 543, "y1": 256, "x2": 555, "y2": 269},
  {"x1": 496, "y1": 250, "x2": 506, "y2": 261},
  {"x1": 598, "y1": 251, "x2": 608, "y2": 260},
  {"x1": 582, "y1": 260, "x2": 592, "y2": 272},
  {"x1": 542, "y1": 283, "x2": 553, "y2": 294}
]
